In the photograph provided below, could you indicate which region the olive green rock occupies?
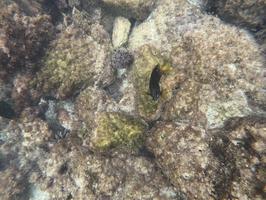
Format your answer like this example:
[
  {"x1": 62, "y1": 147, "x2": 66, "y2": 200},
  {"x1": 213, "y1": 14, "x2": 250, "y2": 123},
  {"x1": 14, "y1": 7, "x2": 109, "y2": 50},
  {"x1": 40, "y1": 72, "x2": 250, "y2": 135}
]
[
  {"x1": 91, "y1": 112, "x2": 147, "y2": 151},
  {"x1": 131, "y1": 45, "x2": 176, "y2": 121}
]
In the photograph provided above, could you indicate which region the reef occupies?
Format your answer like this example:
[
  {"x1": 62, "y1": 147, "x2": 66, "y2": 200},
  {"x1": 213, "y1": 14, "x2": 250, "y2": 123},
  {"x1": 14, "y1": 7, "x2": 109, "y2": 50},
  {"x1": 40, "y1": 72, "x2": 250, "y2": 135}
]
[{"x1": 0, "y1": 0, "x2": 265, "y2": 199}]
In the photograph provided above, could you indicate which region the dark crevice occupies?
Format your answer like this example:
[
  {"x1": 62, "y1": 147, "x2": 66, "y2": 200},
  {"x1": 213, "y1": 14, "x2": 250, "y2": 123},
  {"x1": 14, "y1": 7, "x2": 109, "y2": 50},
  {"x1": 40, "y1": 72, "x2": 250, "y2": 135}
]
[
  {"x1": 58, "y1": 162, "x2": 68, "y2": 175},
  {"x1": 0, "y1": 100, "x2": 16, "y2": 119},
  {"x1": 209, "y1": 134, "x2": 238, "y2": 200},
  {"x1": 149, "y1": 65, "x2": 162, "y2": 101},
  {"x1": 138, "y1": 146, "x2": 155, "y2": 159}
]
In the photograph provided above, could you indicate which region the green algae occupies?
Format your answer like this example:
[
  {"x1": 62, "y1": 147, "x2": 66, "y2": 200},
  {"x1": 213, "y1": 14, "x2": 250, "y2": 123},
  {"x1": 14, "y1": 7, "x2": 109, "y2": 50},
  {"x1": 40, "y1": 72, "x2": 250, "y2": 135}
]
[
  {"x1": 32, "y1": 26, "x2": 110, "y2": 99},
  {"x1": 92, "y1": 112, "x2": 147, "y2": 151}
]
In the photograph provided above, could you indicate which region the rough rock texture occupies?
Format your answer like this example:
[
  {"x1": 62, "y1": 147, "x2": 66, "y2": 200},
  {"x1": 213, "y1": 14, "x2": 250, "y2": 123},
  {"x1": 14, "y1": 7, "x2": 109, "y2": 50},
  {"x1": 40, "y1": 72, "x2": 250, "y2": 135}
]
[
  {"x1": 102, "y1": 0, "x2": 157, "y2": 20},
  {"x1": 147, "y1": 117, "x2": 266, "y2": 199},
  {"x1": 33, "y1": 9, "x2": 113, "y2": 99},
  {"x1": 205, "y1": 0, "x2": 266, "y2": 30},
  {"x1": 0, "y1": 112, "x2": 53, "y2": 200},
  {"x1": 0, "y1": 3, "x2": 54, "y2": 79},
  {"x1": 130, "y1": 45, "x2": 176, "y2": 121},
  {"x1": 90, "y1": 112, "x2": 147, "y2": 151},
  {"x1": 33, "y1": 145, "x2": 178, "y2": 200},
  {"x1": 112, "y1": 16, "x2": 131, "y2": 48},
  {"x1": 205, "y1": 0, "x2": 266, "y2": 55},
  {"x1": 147, "y1": 122, "x2": 218, "y2": 199},
  {"x1": 75, "y1": 87, "x2": 148, "y2": 152},
  {"x1": 129, "y1": 0, "x2": 265, "y2": 127},
  {"x1": 0, "y1": 112, "x2": 177, "y2": 200},
  {"x1": 0, "y1": 0, "x2": 265, "y2": 199}
]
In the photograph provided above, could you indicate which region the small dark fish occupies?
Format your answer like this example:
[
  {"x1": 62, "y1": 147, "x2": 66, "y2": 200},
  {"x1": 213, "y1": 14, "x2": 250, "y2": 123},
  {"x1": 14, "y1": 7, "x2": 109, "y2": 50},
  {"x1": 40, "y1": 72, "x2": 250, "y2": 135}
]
[
  {"x1": 48, "y1": 121, "x2": 70, "y2": 140},
  {"x1": 0, "y1": 101, "x2": 16, "y2": 119},
  {"x1": 149, "y1": 65, "x2": 162, "y2": 100}
]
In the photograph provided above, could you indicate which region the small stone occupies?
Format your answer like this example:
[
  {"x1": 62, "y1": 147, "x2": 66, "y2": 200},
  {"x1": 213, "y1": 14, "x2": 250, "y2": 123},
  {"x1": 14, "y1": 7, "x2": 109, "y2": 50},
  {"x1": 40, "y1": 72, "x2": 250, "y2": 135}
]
[{"x1": 112, "y1": 16, "x2": 131, "y2": 48}]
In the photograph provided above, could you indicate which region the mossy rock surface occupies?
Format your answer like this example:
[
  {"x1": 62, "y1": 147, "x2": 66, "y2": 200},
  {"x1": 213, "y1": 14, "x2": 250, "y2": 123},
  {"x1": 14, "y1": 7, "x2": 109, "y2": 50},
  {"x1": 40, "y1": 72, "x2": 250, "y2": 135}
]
[
  {"x1": 132, "y1": 45, "x2": 174, "y2": 121},
  {"x1": 33, "y1": 27, "x2": 111, "y2": 99},
  {"x1": 91, "y1": 112, "x2": 147, "y2": 151}
]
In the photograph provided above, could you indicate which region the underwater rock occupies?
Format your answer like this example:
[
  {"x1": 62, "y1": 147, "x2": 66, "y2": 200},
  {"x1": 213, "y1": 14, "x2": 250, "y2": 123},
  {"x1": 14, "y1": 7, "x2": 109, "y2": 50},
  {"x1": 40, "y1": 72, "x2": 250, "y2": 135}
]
[
  {"x1": 33, "y1": 142, "x2": 178, "y2": 199},
  {"x1": 0, "y1": 0, "x2": 265, "y2": 199},
  {"x1": 209, "y1": 116, "x2": 266, "y2": 199},
  {"x1": 0, "y1": 3, "x2": 54, "y2": 78},
  {"x1": 147, "y1": 117, "x2": 266, "y2": 199},
  {"x1": 112, "y1": 16, "x2": 131, "y2": 48},
  {"x1": 33, "y1": 22, "x2": 113, "y2": 99},
  {"x1": 11, "y1": 74, "x2": 34, "y2": 114},
  {"x1": 75, "y1": 86, "x2": 117, "y2": 135},
  {"x1": 129, "y1": 0, "x2": 202, "y2": 50},
  {"x1": 0, "y1": 166, "x2": 29, "y2": 200},
  {"x1": 147, "y1": 122, "x2": 218, "y2": 199},
  {"x1": 165, "y1": 16, "x2": 264, "y2": 127},
  {"x1": 90, "y1": 112, "x2": 147, "y2": 152},
  {"x1": 102, "y1": 0, "x2": 157, "y2": 21},
  {"x1": 205, "y1": 0, "x2": 266, "y2": 55},
  {"x1": 130, "y1": 45, "x2": 182, "y2": 121},
  {"x1": 0, "y1": 109, "x2": 176, "y2": 199},
  {"x1": 129, "y1": 0, "x2": 264, "y2": 127},
  {"x1": 205, "y1": 0, "x2": 266, "y2": 31},
  {"x1": 0, "y1": 113, "x2": 53, "y2": 200},
  {"x1": 76, "y1": 86, "x2": 148, "y2": 152}
]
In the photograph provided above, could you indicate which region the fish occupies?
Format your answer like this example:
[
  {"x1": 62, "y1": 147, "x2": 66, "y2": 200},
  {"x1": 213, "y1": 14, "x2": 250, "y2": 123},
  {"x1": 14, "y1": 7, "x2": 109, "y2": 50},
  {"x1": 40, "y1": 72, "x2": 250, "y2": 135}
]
[{"x1": 149, "y1": 65, "x2": 162, "y2": 101}]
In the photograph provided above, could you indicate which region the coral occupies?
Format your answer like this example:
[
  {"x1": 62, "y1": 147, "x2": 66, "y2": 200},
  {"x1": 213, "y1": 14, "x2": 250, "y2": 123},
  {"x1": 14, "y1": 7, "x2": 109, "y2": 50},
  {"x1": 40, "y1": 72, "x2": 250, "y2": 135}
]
[
  {"x1": 90, "y1": 112, "x2": 147, "y2": 151},
  {"x1": 102, "y1": 0, "x2": 157, "y2": 21},
  {"x1": 0, "y1": 3, "x2": 54, "y2": 78}
]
